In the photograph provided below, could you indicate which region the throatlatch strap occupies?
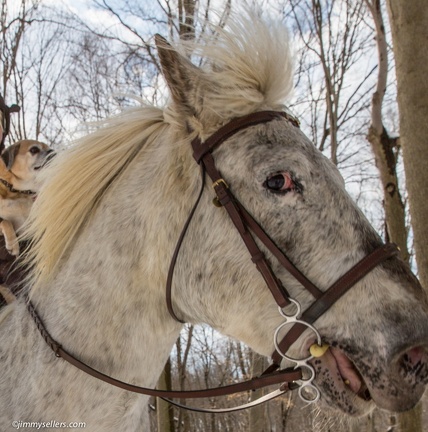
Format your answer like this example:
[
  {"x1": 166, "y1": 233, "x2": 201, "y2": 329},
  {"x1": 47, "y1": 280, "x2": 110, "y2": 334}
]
[{"x1": 166, "y1": 165, "x2": 206, "y2": 323}]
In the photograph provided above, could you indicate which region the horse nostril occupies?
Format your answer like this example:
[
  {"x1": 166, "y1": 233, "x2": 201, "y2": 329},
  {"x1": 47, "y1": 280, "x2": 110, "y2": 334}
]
[{"x1": 398, "y1": 346, "x2": 428, "y2": 376}]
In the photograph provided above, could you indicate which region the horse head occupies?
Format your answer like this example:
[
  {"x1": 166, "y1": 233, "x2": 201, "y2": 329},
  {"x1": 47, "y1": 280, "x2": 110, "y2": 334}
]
[{"x1": 155, "y1": 17, "x2": 428, "y2": 416}]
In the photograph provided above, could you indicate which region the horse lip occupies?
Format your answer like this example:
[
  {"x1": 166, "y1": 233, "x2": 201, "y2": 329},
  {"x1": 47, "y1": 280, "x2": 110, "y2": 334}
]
[{"x1": 310, "y1": 344, "x2": 372, "y2": 402}]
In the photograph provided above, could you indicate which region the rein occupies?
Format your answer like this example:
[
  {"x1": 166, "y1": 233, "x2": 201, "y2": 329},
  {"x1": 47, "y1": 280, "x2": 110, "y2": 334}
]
[{"x1": 26, "y1": 110, "x2": 398, "y2": 413}]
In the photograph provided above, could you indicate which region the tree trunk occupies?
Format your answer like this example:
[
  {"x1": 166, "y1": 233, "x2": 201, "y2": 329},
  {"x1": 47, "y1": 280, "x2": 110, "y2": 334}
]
[
  {"x1": 386, "y1": 0, "x2": 428, "y2": 287},
  {"x1": 365, "y1": 0, "x2": 409, "y2": 261},
  {"x1": 385, "y1": 1, "x2": 428, "y2": 431},
  {"x1": 396, "y1": 403, "x2": 423, "y2": 432},
  {"x1": 175, "y1": 326, "x2": 193, "y2": 432},
  {"x1": 156, "y1": 358, "x2": 175, "y2": 432},
  {"x1": 249, "y1": 351, "x2": 268, "y2": 432}
]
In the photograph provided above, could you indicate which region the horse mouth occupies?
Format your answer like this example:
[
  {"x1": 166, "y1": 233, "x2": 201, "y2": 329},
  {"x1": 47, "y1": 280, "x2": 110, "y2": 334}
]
[
  {"x1": 310, "y1": 344, "x2": 372, "y2": 410},
  {"x1": 329, "y1": 346, "x2": 371, "y2": 400}
]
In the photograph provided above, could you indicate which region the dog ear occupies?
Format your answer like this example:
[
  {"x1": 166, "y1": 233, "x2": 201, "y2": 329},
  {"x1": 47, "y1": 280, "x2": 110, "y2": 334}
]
[{"x1": 1, "y1": 143, "x2": 20, "y2": 170}]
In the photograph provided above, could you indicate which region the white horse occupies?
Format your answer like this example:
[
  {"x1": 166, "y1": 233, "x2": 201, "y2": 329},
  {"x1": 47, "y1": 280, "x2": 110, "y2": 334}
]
[{"x1": 1, "y1": 13, "x2": 427, "y2": 432}]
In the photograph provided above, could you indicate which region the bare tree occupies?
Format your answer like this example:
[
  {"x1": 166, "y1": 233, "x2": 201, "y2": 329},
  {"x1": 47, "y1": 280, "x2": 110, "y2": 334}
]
[
  {"x1": 156, "y1": 357, "x2": 174, "y2": 432},
  {"x1": 248, "y1": 352, "x2": 269, "y2": 432},
  {"x1": 288, "y1": 0, "x2": 375, "y2": 168},
  {"x1": 0, "y1": 0, "x2": 75, "y2": 145},
  {"x1": 386, "y1": 0, "x2": 428, "y2": 288},
  {"x1": 364, "y1": 0, "x2": 409, "y2": 261}
]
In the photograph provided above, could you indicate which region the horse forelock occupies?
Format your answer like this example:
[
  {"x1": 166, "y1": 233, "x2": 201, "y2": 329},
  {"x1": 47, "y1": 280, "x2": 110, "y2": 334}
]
[
  {"x1": 22, "y1": 105, "x2": 169, "y2": 294},
  {"x1": 165, "y1": 12, "x2": 295, "y2": 130}
]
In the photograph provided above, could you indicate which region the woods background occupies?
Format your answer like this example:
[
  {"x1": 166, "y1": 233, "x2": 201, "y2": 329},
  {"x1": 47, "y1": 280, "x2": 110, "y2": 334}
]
[{"x1": 2, "y1": 0, "x2": 427, "y2": 431}]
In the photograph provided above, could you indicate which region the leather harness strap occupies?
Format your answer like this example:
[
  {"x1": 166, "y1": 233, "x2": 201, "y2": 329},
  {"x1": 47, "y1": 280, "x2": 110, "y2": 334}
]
[
  {"x1": 270, "y1": 242, "x2": 399, "y2": 365},
  {"x1": 192, "y1": 111, "x2": 300, "y2": 164},
  {"x1": 26, "y1": 298, "x2": 301, "y2": 398}
]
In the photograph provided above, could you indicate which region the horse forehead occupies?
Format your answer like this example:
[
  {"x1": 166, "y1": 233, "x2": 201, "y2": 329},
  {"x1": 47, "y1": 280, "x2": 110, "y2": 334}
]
[{"x1": 217, "y1": 121, "x2": 339, "y2": 180}]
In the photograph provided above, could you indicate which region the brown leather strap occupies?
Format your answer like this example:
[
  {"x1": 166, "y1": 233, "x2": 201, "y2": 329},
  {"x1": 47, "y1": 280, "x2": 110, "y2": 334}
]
[
  {"x1": 166, "y1": 111, "x2": 302, "y2": 320},
  {"x1": 166, "y1": 165, "x2": 206, "y2": 323},
  {"x1": 192, "y1": 111, "x2": 299, "y2": 163},
  {"x1": 26, "y1": 299, "x2": 302, "y2": 398},
  {"x1": 237, "y1": 204, "x2": 323, "y2": 299},
  {"x1": 188, "y1": 111, "x2": 322, "y2": 312},
  {"x1": 201, "y1": 151, "x2": 292, "y2": 308},
  {"x1": 271, "y1": 242, "x2": 399, "y2": 365}
]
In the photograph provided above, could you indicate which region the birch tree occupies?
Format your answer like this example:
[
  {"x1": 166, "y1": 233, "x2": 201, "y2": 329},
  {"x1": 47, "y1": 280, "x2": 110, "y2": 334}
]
[
  {"x1": 386, "y1": 0, "x2": 428, "y2": 287},
  {"x1": 385, "y1": 0, "x2": 428, "y2": 431}
]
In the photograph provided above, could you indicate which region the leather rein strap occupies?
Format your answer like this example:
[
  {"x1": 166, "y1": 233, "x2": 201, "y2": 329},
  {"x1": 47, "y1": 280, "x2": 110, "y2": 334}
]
[
  {"x1": 26, "y1": 110, "x2": 398, "y2": 410},
  {"x1": 26, "y1": 298, "x2": 301, "y2": 398}
]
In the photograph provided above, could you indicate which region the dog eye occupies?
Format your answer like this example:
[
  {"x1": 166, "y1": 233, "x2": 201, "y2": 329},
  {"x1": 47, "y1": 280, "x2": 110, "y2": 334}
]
[
  {"x1": 29, "y1": 146, "x2": 40, "y2": 155},
  {"x1": 263, "y1": 172, "x2": 295, "y2": 194}
]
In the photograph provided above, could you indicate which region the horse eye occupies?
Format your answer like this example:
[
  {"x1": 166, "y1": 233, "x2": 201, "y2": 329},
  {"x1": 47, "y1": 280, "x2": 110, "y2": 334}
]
[
  {"x1": 29, "y1": 146, "x2": 40, "y2": 155},
  {"x1": 263, "y1": 172, "x2": 294, "y2": 194}
]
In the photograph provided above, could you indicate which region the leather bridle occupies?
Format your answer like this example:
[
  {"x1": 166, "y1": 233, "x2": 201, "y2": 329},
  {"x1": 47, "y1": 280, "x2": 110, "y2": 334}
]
[{"x1": 26, "y1": 110, "x2": 398, "y2": 412}]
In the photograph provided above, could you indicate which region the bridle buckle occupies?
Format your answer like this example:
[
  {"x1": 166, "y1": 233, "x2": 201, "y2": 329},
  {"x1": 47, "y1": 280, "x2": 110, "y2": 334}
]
[{"x1": 212, "y1": 178, "x2": 228, "y2": 189}]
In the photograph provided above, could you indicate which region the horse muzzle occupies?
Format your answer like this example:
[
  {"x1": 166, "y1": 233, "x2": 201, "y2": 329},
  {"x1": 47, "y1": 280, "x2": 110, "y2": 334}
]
[{"x1": 310, "y1": 333, "x2": 428, "y2": 415}]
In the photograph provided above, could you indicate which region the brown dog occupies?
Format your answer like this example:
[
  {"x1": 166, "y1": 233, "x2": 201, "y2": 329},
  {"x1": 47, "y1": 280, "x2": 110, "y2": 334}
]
[{"x1": 0, "y1": 140, "x2": 54, "y2": 256}]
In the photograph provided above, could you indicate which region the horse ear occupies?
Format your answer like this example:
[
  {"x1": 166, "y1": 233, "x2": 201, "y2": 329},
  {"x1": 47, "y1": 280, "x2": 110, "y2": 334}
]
[{"x1": 155, "y1": 34, "x2": 201, "y2": 117}]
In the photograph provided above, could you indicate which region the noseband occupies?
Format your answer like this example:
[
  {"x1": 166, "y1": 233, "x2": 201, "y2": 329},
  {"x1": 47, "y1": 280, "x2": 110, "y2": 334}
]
[{"x1": 27, "y1": 110, "x2": 398, "y2": 413}]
